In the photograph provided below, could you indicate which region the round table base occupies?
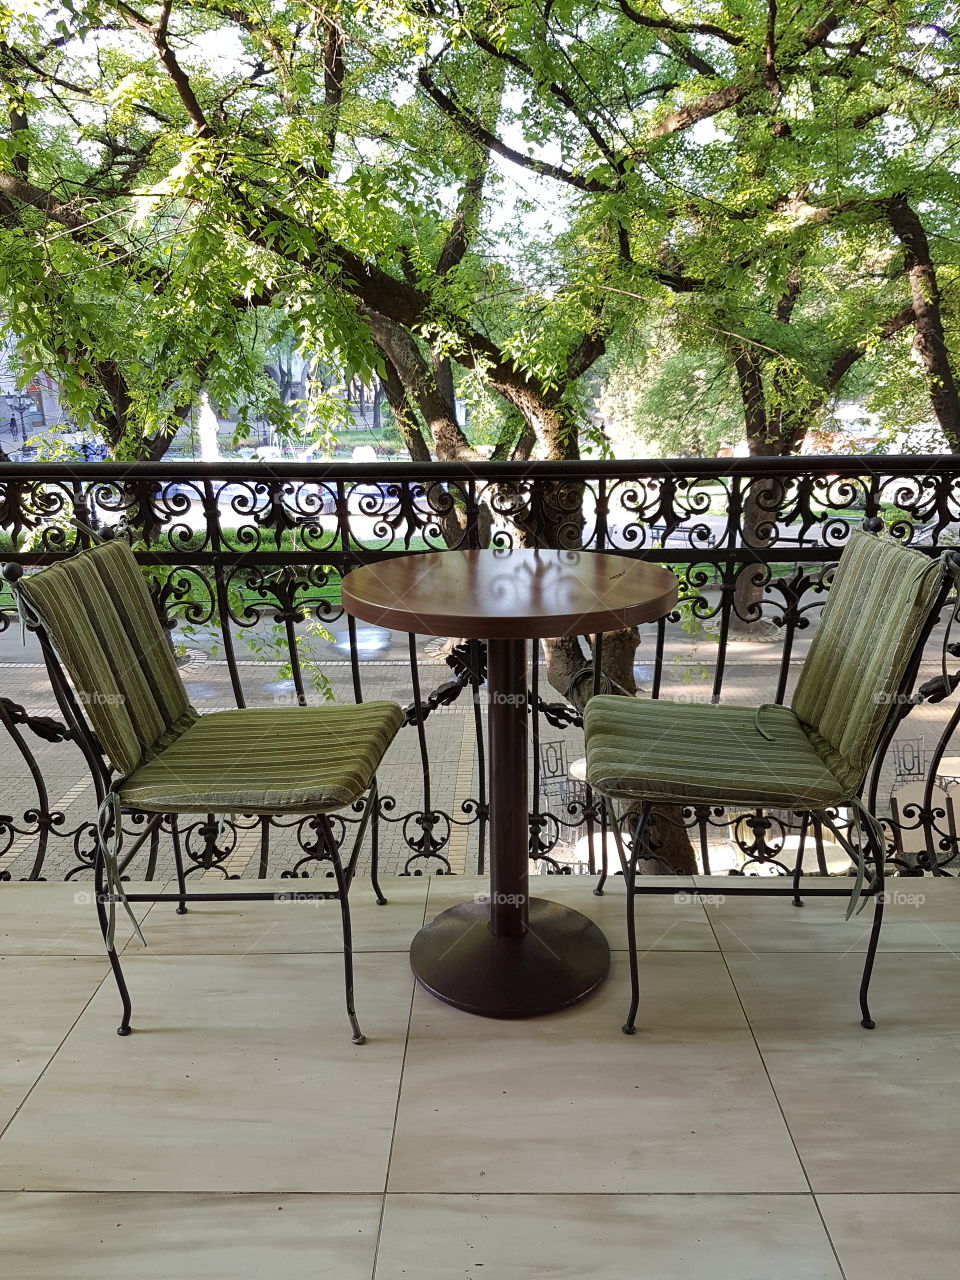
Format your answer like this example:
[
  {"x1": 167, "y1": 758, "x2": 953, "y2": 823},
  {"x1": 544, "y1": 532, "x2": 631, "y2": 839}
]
[{"x1": 410, "y1": 898, "x2": 611, "y2": 1018}]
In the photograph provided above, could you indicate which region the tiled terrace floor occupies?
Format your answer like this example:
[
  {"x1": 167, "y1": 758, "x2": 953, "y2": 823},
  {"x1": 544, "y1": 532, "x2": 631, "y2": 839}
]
[{"x1": 2, "y1": 873, "x2": 960, "y2": 1277}]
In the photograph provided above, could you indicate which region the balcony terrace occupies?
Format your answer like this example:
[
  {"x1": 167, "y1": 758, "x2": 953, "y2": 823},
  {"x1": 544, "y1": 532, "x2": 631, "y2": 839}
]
[{"x1": 2, "y1": 456, "x2": 960, "y2": 1275}]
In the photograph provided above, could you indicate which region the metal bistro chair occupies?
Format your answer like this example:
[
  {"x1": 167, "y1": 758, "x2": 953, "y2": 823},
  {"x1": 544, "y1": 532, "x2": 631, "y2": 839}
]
[
  {"x1": 7, "y1": 538, "x2": 403, "y2": 1044},
  {"x1": 584, "y1": 530, "x2": 957, "y2": 1035}
]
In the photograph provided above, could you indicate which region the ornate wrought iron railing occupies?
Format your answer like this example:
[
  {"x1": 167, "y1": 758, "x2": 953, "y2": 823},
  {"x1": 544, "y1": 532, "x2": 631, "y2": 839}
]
[{"x1": 2, "y1": 455, "x2": 960, "y2": 883}]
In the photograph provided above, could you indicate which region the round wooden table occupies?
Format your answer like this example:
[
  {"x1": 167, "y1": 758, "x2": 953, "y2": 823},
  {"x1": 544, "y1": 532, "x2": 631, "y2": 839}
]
[{"x1": 342, "y1": 548, "x2": 678, "y2": 1018}]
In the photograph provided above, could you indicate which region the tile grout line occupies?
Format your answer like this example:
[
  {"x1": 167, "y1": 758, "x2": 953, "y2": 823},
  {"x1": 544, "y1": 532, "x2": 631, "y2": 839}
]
[
  {"x1": 2, "y1": 1187, "x2": 957, "y2": 1198},
  {"x1": 369, "y1": 875, "x2": 432, "y2": 1279},
  {"x1": 0, "y1": 960, "x2": 116, "y2": 1151},
  {"x1": 703, "y1": 904, "x2": 849, "y2": 1280}
]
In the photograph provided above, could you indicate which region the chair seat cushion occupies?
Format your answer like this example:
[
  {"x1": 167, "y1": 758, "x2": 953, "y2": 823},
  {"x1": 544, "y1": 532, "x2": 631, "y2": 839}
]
[
  {"x1": 117, "y1": 702, "x2": 404, "y2": 814},
  {"x1": 584, "y1": 696, "x2": 847, "y2": 809}
]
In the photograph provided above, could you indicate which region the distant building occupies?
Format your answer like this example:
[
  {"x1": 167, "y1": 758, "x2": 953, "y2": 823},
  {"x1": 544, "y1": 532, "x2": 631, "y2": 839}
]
[{"x1": 0, "y1": 338, "x2": 64, "y2": 451}]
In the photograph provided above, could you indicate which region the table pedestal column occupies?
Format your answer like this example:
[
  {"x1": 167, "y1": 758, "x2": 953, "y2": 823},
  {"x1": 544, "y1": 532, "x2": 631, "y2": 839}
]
[
  {"x1": 488, "y1": 638, "x2": 529, "y2": 938},
  {"x1": 409, "y1": 638, "x2": 610, "y2": 1018}
]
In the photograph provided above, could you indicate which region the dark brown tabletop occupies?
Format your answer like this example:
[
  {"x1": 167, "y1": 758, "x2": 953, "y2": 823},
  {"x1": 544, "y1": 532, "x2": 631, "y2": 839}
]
[{"x1": 341, "y1": 548, "x2": 678, "y2": 639}]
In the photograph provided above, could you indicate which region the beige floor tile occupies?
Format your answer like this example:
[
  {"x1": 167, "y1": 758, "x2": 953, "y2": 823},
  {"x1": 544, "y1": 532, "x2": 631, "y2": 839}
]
[
  {"x1": 0, "y1": 883, "x2": 155, "y2": 956},
  {"x1": 426, "y1": 873, "x2": 717, "y2": 951},
  {"x1": 0, "y1": 958, "x2": 106, "y2": 1131},
  {"x1": 818, "y1": 1194, "x2": 960, "y2": 1280},
  {"x1": 129, "y1": 875, "x2": 429, "y2": 954},
  {"x1": 727, "y1": 950, "x2": 960, "y2": 1191},
  {"x1": 704, "y1": 876, "x2": 960, "y2": 953},
  {"x1": 375, "y1": 1194, "x2": 843, "y2": 1279},
  {"x1": 0, "y1": 952, "x2": 413, "y2": 1192},
  {"x1": 0, "y1": 1192, "x2": 381, "y2": 1279},
  {"x1": 388, "y1": 951, "x2": 807, "y2": 1193}
]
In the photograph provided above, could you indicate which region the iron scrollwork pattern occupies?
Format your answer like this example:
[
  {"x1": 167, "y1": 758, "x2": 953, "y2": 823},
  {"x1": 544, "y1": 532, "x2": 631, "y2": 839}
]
[{"x1": 1, "y1": 455, "x2": 960, "y2": 882}]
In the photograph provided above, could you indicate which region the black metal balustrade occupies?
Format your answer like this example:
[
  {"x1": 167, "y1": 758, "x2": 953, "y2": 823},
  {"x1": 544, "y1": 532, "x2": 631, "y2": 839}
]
[{"x1": 2, "y1": 454, "x2": 960, "y2": 884}]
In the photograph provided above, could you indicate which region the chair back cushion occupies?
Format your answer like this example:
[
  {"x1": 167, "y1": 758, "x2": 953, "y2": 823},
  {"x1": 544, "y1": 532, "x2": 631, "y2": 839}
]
[
  {"x1": 791, "y1": 530, "x2": 947, "y2": 792},
  {"x1": 20, "y1": 539, "x2": 196, "y2": 777}
]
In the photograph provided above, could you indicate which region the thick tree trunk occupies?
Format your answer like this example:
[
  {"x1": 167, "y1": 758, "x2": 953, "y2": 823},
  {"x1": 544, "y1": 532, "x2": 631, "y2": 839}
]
[
  {"x1": 491, "y1": 378, "x2": 580, "y2": 461},
  {"x1": 364, "y1": 309, "x2": 480, "y2": 461},
  {"x1": 887, "y1": 195, "x2": 960, "y2": 450},
  {"x1": 93, "y1": 356, "x2": 184, "y2": 461},
  {"x1": 377, "y1": 355, "x2": 431, "y2": 461},
  {"x1": 731, "y1": 479, "x2": 780, "y2": 632},
  {"x1": 730, "y1": 348, "x2": 778, "y2": 634},
  {"x1": 523, "y1": 393, "x2": 695, "y2": 872}
]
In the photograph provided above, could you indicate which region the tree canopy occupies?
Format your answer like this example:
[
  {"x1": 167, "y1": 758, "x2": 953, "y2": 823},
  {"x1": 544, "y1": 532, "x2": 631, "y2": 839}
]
[{"x1": 1, "y1": 0, "x2": 958, "y2": 458}]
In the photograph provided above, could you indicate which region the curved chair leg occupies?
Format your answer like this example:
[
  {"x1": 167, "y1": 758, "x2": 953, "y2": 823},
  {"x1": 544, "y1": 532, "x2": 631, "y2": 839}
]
[
  {"x1": 610, "y1": 800, "x2": 650, "y2": 1035},
  {"x1": 323, "y1": 816, "x2": 365, "y2": 1045},
  {"x1": 170, "y1": 815, "x2": 188, "y2": 914},
  {"x1": 621, "y1": 862, "x2": 639, "y2": 1035},
  {"x1": 369, "y1": 781, "x2": 387, "y2": 906},
  {"x1": 94, "y1": 841, "x2": 133, "y2": 1036},
  {"x1": 859, "y1": 834, "x2": 886, "y2": 1031},
  {"x1": 792, "y1": 814, "x2": 807, "y2": 908},
  {"x1": 592, "y1": 793, "x2": 609, "y2": 896}
]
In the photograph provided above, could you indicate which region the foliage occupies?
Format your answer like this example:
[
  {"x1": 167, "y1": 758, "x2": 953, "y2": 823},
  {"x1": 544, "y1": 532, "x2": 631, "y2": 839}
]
[
  {"x1": 594, "y1": 335, "x2": 743, "y2": 457},
  {"x1": 0, "y1": 0, "x2": 958, "y2": 460}
]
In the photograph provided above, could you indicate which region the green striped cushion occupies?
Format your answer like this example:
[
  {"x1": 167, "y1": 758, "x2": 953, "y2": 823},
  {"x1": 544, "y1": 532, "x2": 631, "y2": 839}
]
[
  {"x1": 20, "y1": 539, "x2": 196, "y2": 777},
  {"x1": 117, "y1": 702, "x2": 404, "y2": 813},
  {"x1": 584, "y1": 698, "x2": 847, "y2": 807},
  {"x1": 791, "y1": 530, "x2": 946, "y2": 792}
]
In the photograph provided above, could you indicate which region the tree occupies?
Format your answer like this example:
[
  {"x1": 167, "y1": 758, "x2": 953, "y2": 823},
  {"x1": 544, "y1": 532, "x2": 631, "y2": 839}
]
[
  {"x1": 0, "y1": 6, "x2": 297, "y2": 457},
  {"x1": 6, "y1": 2, "x2": 960, "y2": 455},
  {"x1": 0, "y1": 2, "x2": 632, "y2": 692},
  {"x1": 425, "y1": 0, "x2": 959, "y2": 625}
]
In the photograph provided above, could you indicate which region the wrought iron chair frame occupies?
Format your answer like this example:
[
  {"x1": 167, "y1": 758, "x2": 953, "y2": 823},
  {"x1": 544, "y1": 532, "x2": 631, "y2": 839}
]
[
  {"x1": 598, "y1": 551, "x2": 958, "y2": 1036},
  {"x1": 12, "y1": 563, "x2": 386, "y2": 1046}
]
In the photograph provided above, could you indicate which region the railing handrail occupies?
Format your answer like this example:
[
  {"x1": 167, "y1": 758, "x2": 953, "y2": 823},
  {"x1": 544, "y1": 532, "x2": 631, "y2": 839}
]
[{"x1": 0, "y1": 453, "x2": 955, "y2": 480}]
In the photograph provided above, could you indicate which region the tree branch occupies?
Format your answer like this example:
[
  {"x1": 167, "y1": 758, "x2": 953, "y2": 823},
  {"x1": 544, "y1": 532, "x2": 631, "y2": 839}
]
[
  {"x1": 823, "y1": 303, "x2": 916, "y2": 391},
  {"x1": 489, "y1": 411, "x2": 535, "y2": 462},
  {"x1": 1, "y1": 42, "x2": 91, "y2": 96},
  {"x1": 417, "y1": 68, "x2": 615, "y2": 193},
  {"x1": 376, "y1": 352, "x2": 432, "y2": 462},
  {"x1": 183, "y1": 0, "x2": 286, "y2": 64},
  {"x1": 658, "y1": 30, "x2": 719, "y2": 78},
  {"x1": 321, "y1": 17, "x2": 344, "y2": 174},
  {"x1": 0, "y1": 169, "x2": 86, "y2": 228},
  {"x1": 764, "y1": 0, "x2": 780, "y2": 97},
  {"x1": 650, "y1": 81, "x2": 753, "y2": 138},
  {"x1": 360, "y1": 307, "x2": 482, "y2": 461},
  {"x1": 617, "y1": 0, "x2": 742, "y2": 46},
  {"x1": 886, "y1": 194, "x2": 960, "y2": 447},
  {"x1": 774, "y1": 260, "x2": 802, "y2": 324},
  {"x1": 466, "y1": 29, "x2": 624, "y2": 171},
  {"x1": 803, "y1": 13, "x2": 841, "y2": 51},
  {"x1": 566, "y1": 321, "x2": 607, "y2": 381},
  {"x1": 116, "y1": 0, "x2": 211, "y2": 136},
  {"x1": 645, "y1": 10, "x2": 840, "y2": 141},
  {"x1": 437, "y1": 170, "x2": 486, "y2": 277}
]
